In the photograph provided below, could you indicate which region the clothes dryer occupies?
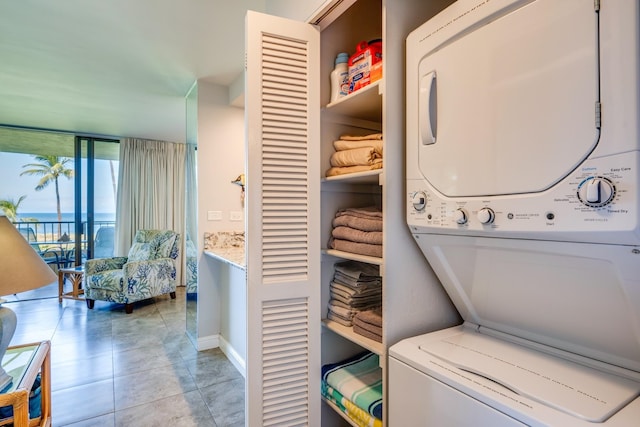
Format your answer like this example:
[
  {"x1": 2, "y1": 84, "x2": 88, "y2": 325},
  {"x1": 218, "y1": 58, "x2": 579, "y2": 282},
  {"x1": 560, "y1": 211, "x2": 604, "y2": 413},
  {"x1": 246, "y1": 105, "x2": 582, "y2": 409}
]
[{"x1": 392, "y1": 0, "x2": 640, "y2": 425}]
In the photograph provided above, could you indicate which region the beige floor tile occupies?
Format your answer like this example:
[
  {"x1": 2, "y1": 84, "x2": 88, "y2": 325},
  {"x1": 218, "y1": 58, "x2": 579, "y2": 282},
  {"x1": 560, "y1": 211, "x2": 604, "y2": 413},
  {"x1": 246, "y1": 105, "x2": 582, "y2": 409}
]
[
  {"x1": 51, "y1": 352, "x2": 114, "y2": 392},
  {"x1": 56, "y1": 413, "x2": 115, "y2": 427},
  {"x1": 113, "y1": 363, "x2": 197, "y2": 410},
  {"x1": 6, "y1": 286, "x2": 245, "y2": 425},
  {"x1": 52, "y1": 379, "x2": 114, "y2": 426},
  {"x1": 115, "y1": 390, "x2": 216, "y2": 427},
  {"x1": 201, "y1": 377, "x2": 245, "y2": 427}
]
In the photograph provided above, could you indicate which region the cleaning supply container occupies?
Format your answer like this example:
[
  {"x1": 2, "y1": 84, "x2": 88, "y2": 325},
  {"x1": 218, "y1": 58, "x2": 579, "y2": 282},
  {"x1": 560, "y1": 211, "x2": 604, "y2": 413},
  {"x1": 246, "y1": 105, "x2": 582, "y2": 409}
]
[
  {"x1": 330, "y1": 52, "x2": 350, "y2": 103},
  {"x1": 348, "y1": 39, "x2": 382, "y2": 93}
]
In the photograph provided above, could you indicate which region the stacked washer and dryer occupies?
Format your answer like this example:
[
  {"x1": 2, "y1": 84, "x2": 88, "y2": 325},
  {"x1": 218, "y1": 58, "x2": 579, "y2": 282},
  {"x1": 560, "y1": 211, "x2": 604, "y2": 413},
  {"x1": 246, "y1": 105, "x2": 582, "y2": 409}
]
[{"x1": 390, "y1": 0, "x2": 640, "y2": 425}]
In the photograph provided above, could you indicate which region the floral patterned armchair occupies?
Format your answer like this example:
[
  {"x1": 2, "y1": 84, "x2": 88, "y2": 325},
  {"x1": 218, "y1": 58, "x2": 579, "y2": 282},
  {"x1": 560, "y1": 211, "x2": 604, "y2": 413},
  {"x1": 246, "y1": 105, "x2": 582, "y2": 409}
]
[
  {"x1": 185, "y1": 237, "x2": 198, "y2": 295},
  {"x1": 84, "y1": 230, "x2": 180, "y2": 314}
]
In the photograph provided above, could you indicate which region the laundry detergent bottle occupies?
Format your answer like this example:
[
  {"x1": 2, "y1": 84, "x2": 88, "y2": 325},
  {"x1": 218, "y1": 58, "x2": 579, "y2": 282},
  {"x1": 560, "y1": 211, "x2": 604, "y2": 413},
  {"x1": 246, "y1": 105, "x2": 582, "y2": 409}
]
[{"x1": 330, "y1": 52, "x2": 350, "y2": 103}]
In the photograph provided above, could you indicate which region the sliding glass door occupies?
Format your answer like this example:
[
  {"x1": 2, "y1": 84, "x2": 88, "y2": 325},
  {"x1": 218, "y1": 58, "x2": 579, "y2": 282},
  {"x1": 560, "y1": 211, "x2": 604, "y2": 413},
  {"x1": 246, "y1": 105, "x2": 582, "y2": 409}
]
[
  {"x1": 72, "y1": 137, "x2": 119, "y2": 266},
  {"x1": 0, "y1": 128, "x2": 118, "y2": 269}
]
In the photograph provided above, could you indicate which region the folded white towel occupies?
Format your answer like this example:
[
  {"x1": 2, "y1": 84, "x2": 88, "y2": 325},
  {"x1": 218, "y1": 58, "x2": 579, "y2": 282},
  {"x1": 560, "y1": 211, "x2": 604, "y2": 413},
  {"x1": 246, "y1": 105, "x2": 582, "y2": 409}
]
[
  {"x1": 333, "y1": 139, "x2": 383, "y2": 155},
  {"x1": 330, "y1": 147, "x2": 381, "y2": 167},
  {"x1": 325, "y1": 162, "x2": 383, "y2": 177},
  {"x1": 340, "y1": 133, "x2": 383, "y2": 141}
]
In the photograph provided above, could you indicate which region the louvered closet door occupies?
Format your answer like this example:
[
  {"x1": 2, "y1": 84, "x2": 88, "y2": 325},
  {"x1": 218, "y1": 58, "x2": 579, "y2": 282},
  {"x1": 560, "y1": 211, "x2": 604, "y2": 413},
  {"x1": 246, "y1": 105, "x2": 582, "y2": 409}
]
[{"x1": 245, "y1": 11, "x2": 320, "y2": 427}]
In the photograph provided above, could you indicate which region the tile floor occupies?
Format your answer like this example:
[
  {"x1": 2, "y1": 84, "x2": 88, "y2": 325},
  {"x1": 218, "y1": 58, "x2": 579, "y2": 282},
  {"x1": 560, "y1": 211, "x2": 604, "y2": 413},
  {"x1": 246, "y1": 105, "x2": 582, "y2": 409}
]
[{"x1": 4, "y1": 284, "x2": 245, "y2": 426}]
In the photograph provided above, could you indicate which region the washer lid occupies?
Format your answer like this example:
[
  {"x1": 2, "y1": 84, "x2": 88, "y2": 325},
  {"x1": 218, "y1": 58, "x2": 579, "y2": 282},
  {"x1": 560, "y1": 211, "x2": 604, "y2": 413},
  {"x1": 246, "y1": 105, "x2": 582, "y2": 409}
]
[
  {"x1": 416, "y1": 0, "x2": 599, "y2": 197},
  {"x1": 420, "y1": 331, "x2": 640, "y2": 423}
]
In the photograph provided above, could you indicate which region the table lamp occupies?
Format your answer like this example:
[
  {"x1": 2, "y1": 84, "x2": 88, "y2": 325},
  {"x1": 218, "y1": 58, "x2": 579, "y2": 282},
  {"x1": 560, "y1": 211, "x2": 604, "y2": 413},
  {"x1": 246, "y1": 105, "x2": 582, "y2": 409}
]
[{"x1": 0, "y1": 215, "x2": 56, "y2": 390}]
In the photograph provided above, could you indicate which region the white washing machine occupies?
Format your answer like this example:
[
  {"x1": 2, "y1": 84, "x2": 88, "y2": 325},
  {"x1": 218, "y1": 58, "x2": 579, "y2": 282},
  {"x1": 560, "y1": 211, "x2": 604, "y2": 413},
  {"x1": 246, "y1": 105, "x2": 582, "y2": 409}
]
[{"x1": 391, "y1": 0, "x2": 640, "y2": 425}]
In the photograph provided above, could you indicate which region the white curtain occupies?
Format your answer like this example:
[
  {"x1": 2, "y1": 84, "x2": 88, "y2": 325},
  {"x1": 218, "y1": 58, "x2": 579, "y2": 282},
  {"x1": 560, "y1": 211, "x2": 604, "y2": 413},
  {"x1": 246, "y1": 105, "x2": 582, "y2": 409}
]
[
  {"x1": 185, "y1": 144, "x2": 197, "y2": 245},
  {"x1": 115, "y1": 138, "x2": 187, "y2": 284}
]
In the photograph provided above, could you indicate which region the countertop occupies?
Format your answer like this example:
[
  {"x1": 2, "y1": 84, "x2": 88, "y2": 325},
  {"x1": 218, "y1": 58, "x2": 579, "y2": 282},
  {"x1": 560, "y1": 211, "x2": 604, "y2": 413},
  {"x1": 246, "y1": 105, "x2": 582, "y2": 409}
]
[
  {"x1": 204, "y1": 247, "x2": 245, "y2": 269},
  {"x1": 203, "y1": 231, "x2": 245, "y2": 269}
]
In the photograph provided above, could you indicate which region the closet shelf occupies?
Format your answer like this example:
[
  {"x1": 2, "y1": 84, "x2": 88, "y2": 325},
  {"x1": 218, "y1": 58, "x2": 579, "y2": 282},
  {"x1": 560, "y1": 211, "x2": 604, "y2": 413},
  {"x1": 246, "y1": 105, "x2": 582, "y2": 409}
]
[
  {"x1": 322, "y1": 168, "x2": 383, "y2": 185},
  {"x1": 322, "y1": 249, "x2": 383, "y2": 265},
  {"x1": 322, "y1": 398, "x2": 360, "y2": 427},
  {"x1": 322, "y1": 319, "x2": 385, "y2": 356},
  {"x1": 324, "y1": 81, "x2": 382, "y2": 122}
]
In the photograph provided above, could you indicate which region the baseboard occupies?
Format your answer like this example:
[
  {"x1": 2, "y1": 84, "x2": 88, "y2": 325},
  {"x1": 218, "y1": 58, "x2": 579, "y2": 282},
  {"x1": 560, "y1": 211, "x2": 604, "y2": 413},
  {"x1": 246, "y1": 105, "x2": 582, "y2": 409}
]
[
  {"x1": 197, "y1": 334, "x2": 219, "y2": 351},
  {"x1": 219, "y1": 336, "x2": 246, "y2": 378}
]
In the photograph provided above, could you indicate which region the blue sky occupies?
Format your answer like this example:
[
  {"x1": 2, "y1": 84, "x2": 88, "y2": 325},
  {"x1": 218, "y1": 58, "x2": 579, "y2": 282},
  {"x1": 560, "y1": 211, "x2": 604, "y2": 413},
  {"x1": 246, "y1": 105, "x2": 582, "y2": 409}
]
[{"x1": 0, "y1": 152, "x2": 118, "y2": 214}]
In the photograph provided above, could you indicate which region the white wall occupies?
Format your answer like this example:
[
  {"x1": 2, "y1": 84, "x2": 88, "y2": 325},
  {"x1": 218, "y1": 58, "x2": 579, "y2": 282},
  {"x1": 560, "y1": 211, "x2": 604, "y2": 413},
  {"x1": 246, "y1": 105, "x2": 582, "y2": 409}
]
[
  {"x1": 217, "y1": 261, "x2": 247, "y2": 375},
  {"x1": 265, "y1": 0, "x2": 326, "y2": 21},
  {"x1": 196, "y1": 81, "x2": 246, "y2": 343},
  {"x1": 196, "y1": 83, "x2": 246, "y2": 232}
]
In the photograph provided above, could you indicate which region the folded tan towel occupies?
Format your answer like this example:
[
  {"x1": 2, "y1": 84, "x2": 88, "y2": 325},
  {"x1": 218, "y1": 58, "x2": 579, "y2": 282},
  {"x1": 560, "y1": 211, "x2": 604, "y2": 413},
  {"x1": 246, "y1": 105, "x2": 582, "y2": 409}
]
[
  {"x1": 336, "y1": 206, "x2": 382, "y2": 219},
  {"x1": 329, "y1": 237, "x2": 382, "y2": 258},
  {"x1": 333, "y1": 260, "x2": 381, "y2": 282},
  {"x1": 330, "y1": 147, "x2": 381, "y2": 167},
  {"x1": 333, "y1": 274, "x2": 382, "y2": 289},
  {"x1": 354, "y1": 317, "x2": 383, "y2": 335},
  {"x1": 332, "y1": 214, "x2": 382, "y2": 232},
  {"x1": 330, "y1": 281, "x2": 382, "y2": 297},
  {"x1": 333, "y1": 139, "x2": 383, "y2": 155},
  {"x1": 340, "y1": 133, "x2": 383, "y2": 141},
  {"x1": 353, "y1": 309, "x2": 383, "y2": 342},
  {"x1": 325, "y1": 162, "x2": 382, "y2": 177},
  {"x1": 354, "y1": 308, "x2": 383, "y2": 328},
  {"x1": 353, "y1": 324, "x2": 382, "y2": 343},
  {"x1": 331, "y1": 293, "x2": 382, "y2": 309},
  {"x1": 331, "y1": 287, "x2": 381, "y2": 310},
  {"x1": 332, "y1": 226, "x2": 382, "y2": 245},
  {"x1": 327, "y1": 311, "x2": 353, "y2": 327},
  {"x1": 328, "y1": 300, "x2": 359, "y2": 319}
]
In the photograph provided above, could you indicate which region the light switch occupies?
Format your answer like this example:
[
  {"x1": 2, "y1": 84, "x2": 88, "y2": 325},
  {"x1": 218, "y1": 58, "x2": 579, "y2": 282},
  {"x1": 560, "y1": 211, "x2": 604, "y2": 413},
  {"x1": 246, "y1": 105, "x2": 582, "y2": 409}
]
[
  {"x1": 230, "y1": 211, "x2": 243, "y2": 221},
  {"x1": 207, "y1": 211, "x2": 222, "y2": 221}
]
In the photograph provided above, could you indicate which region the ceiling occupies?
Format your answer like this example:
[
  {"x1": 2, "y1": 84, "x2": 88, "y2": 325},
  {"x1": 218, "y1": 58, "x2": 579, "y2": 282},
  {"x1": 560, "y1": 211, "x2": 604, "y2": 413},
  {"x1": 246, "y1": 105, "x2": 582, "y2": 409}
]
[{"x1": 0, "y1": 0, "x2": 267, "y2": 143}]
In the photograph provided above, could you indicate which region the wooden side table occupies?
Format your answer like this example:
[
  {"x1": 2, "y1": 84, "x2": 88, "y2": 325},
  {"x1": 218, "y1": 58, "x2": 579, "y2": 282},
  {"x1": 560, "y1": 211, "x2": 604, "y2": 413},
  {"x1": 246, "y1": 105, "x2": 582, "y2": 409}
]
[
  {"x1": 0, "y1": 341, "x2": 51, "y2": 427},
  {"x1": 58, "y1": 266, "x2": 85, "y2": 303}
]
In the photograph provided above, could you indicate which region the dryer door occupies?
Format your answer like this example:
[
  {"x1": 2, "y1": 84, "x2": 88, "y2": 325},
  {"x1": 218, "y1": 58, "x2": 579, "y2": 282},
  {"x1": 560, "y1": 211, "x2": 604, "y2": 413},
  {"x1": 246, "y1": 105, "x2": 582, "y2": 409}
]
[{"x1": 416, "y1": 0, "x2": 599, "y2": 197}]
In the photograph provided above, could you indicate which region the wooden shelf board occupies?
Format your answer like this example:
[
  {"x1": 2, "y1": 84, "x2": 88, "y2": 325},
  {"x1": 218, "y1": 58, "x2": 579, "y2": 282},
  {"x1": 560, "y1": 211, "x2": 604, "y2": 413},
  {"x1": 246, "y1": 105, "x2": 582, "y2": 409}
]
[
  {"x1": 322, "y1": 249, "x2": 383, "y2": 265},
  {"x1": 322, "y1": 169, "x2": 383, "y2": 185},
  {"x1": 324, "y1": 81, "x2": 382, "y2": 122},
  {"x1": 322, "y1": 397, "x2": 359, "y2": 427}
]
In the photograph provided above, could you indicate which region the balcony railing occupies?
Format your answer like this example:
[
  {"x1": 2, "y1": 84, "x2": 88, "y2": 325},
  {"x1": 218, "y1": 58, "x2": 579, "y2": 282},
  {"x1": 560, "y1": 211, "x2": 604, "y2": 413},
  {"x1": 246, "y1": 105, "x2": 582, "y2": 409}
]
[{"x1": 14, "y1": 220, "x2": 116, "y2": 268}]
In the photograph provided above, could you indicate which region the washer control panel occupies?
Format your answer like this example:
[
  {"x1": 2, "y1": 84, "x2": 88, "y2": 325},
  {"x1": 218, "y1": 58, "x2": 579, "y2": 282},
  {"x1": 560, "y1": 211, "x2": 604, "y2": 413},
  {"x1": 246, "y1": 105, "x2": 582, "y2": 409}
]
[
  {"x1": 407, "y1": 154, "x2": 639, "y2": 245},
  {"x1": 576, "y1": 176, "x2": 616, "y2": 207}
]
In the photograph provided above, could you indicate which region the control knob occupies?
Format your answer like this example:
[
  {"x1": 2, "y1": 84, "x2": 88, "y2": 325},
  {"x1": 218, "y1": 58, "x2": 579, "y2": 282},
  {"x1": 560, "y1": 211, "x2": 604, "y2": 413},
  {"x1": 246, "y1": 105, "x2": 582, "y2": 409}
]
[
  {"x1": 412, "y1": 191, "x2": 427, "y2": 211},
  {"x1": 477, "y1": 207, "x2": 495, "y2": 224},
  {"x1": 577, "y1": 177, "x2": 615, "y2": 208},
  {"x1": 453, "y1": 208, "x2": 468, "y2": 225}
]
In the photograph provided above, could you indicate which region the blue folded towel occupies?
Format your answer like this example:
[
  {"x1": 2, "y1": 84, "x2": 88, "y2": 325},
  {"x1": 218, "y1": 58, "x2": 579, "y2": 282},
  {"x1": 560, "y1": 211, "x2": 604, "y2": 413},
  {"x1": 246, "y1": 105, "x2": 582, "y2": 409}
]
[{"x1": 321, "y1": 351, "x2": 383, "y2": 420}]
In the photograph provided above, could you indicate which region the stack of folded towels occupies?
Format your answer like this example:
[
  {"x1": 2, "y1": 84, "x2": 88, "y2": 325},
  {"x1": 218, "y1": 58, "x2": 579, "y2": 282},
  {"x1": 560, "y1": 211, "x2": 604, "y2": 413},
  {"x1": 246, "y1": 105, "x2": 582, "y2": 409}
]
[
  {"x1": 328, "y1": 206, "x2": 382, "y2": 258},
  {"x1": 353, "y1": 308, "x2": 383, "y2": 343},
  {"x1": 327, "y1": 261, "x2": 382, "y2": 328},
  {"x1": 321, "y1": 351, "x2": 383, "y2": 427},
  {"x1": 325, "y1": 133, "x2": 383, "y2": 177}
]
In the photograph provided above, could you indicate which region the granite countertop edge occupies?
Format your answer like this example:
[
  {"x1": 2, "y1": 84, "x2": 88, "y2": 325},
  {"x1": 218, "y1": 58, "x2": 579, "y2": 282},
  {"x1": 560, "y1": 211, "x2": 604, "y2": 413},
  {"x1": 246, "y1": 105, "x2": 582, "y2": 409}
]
[{"x1": 204, "y1": 248, "x2": 246, "y2": 270}]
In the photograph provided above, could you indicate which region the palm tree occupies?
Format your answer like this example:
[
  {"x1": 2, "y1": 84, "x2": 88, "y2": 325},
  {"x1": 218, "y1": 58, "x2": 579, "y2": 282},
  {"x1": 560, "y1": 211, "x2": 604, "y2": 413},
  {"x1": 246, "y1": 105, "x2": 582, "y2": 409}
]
[
  {"x1": 0, "y1": 195, "x2": 27, "y2": 222},
  {"x1": 20, "y1": 155, "x2": 74, "y2": 235}
]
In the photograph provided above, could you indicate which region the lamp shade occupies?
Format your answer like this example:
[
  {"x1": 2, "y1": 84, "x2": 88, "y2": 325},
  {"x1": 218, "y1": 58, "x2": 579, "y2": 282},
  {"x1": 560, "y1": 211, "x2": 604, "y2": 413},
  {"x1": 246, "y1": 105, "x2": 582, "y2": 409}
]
[{"x1": 0, "y1": 216, "x2": 56, "y2": 296}]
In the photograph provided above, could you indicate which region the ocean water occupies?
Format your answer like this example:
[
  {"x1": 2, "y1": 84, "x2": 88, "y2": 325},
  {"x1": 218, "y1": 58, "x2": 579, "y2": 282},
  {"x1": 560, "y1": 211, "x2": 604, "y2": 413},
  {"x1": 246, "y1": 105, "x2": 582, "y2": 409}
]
[
  {"x1": 16, "y1": 212, "x2": 115, "y2": 238},
  {"x1": 19, "y1": 212, "x2": 115, "y2": 223}
]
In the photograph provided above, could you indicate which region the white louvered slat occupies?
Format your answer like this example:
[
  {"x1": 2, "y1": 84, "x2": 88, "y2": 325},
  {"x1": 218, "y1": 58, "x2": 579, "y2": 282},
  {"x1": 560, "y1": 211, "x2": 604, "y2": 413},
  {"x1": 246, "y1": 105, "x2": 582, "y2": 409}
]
[
  {"x1": 264, "y1": 114, "x2": 307, "y2": 125},
  {"x1": 261, "y1": 297, "x2": 310, "y2": 425},
  {"x1": 263, "y1": 93, "x2": 309, "y2": 106},
  {"x1": 263, "y1": 126, "x2": 307, "y2": 136},
  {"x1": 262, "y1": 146, "x2": 306, "y2": 153},
  {"x1": 264, "y1": 100, "x2": 307, "y2": 112},
  {"x1": 246, "y1": 10, "x2": 319, "y2": 427},
  {"x1": 263, "y1": 79, "x2": 307, "y2": 92}
]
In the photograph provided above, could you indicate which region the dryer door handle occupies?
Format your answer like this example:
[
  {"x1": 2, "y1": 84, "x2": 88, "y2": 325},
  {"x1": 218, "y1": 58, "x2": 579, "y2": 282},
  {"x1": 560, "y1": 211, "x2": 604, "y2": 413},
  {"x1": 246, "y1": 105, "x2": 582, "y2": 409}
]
[{"x1": 420, "y1": 71, "x2": 437, "y2": 145}]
